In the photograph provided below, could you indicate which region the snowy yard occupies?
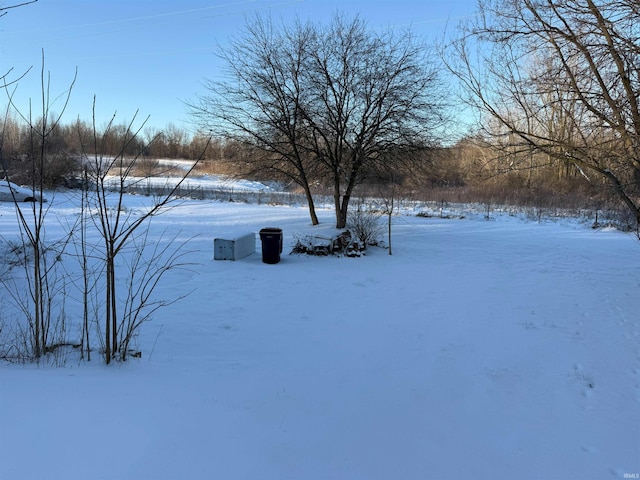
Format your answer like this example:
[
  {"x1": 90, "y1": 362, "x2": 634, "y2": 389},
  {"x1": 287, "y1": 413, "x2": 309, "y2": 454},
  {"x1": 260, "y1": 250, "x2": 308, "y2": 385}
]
[{"x1": 1, "y1": 191, "x2": 639, "y2": 479}]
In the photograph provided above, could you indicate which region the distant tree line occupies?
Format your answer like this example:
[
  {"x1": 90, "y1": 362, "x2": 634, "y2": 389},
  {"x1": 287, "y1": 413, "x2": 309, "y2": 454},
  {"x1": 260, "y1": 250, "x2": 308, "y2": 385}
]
[
  {"x1": 0, "y1": 110, "x2": 631, "y2": 216},
  {"x1": 0, "y1": 113, "x2": 214, "y2": 183}
]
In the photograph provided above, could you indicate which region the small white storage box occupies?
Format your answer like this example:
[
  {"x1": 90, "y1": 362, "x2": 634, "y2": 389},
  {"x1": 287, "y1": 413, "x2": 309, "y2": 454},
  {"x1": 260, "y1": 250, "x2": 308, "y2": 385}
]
[{"x1": 214, "y1": 233, "x2": 256, "y2": 261}]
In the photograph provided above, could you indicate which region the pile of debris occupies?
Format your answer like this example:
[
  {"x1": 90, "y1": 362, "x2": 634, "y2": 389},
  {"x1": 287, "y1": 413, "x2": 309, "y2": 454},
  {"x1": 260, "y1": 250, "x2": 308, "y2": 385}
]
[{"x1": 291, "y1": 230, "x2": 365, "y2": 257}]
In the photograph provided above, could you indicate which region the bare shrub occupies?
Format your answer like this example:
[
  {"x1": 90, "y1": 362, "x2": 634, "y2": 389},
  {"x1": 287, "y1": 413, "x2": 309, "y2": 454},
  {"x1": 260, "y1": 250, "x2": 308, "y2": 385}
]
[
  {"x1": 133, "y1": 157, "x2": 161, "y2": 177},
  {"x1": 347, "y1": 203, "x2": 383, "y2": 249}
]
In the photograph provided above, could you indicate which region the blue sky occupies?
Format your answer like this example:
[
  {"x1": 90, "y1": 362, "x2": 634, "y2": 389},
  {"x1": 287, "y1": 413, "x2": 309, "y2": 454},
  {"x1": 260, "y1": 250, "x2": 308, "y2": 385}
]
[{"x1": 0, "y1": 0, "x2": 477, "y2": 133}]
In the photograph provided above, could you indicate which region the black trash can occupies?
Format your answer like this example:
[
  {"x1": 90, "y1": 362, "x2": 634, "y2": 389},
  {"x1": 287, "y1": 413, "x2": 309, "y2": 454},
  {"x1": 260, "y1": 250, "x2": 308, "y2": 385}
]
[{"x1": 259, "y1": 227, "x2": 283, "y2": 264}]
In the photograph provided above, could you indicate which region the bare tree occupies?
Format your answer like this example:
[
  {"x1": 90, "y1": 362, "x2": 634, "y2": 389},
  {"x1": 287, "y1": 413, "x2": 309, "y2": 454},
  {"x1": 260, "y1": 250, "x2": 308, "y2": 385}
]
[
  {"x1": 443, "y1": 0, "x2": 640, "y2": 230},
  {"x1": 0, "y1": 0, "x2": 37, "y2": 16},
  {"x1": 191, "y1": 12, "x2": 447, "y2": 228},
  {"x1": 0, "y1": 0, "x2": 69, "y2": 362},
  {"x1": 0, "y1": 54, "x2": 76, "y2": 360},
  {"x1": 190, "y1": 15, "x2": 321, "y2": 224},
  {"x1": 304, "y1": 14, "x2": 446, "y2": 228},
  {"x1": 79, "y1": 100, "x2": 209, "y2": 364}
]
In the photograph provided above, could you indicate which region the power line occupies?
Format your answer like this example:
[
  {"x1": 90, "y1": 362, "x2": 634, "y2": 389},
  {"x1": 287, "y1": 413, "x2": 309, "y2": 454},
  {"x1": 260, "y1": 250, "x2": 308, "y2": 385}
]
[
  {"x1": 1, "y1": 0, "x2": 304, "y2": 46},
  {"x1": 5, "y1": 0, "x2": 258, "y2": 34}
]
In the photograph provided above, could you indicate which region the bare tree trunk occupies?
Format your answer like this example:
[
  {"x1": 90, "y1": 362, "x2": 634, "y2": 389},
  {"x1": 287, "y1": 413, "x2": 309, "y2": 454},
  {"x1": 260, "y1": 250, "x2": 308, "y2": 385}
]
[
  {"x1": 33, "y1": 247, "x2": 42, "y2": 356},
  {"x1": 337, "y1": 195, "x2": 350, "y2": 230},
  {"x1": 387, "y1": 185, "x2": 395, "y2": 256},
  {"x1": 301, "y1": 183, "x2": 319, "y2": 225},
  {"x1": 104, "y1": 258, "x2": 112, "y2": 364},
  {"x1": 388, "y1": 209, "x2": 392, "y2": 256},
  {"x1": 80, "y1": 168, "x2": 91, "y2": 361},
  {"x1": 333, "y1": 177, "x2": 344, "y2": 228},
  {"x1": 110, "y1": 251, "x2": 117, "y2": 358}
]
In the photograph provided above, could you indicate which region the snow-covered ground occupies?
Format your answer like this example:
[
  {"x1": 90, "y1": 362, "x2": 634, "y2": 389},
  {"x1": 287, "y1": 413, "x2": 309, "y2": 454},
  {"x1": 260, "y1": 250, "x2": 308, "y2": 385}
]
[{"x1": 0, "y1": 186, "x2": 639, "y2": 480}]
